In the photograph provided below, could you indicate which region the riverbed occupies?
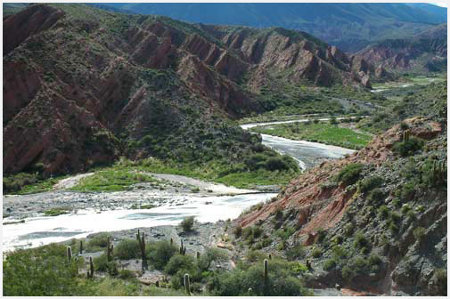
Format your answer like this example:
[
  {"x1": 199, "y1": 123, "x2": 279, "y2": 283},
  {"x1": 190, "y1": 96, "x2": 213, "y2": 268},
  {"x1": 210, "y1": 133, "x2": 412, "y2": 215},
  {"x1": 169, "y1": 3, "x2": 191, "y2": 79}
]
[{"x1": 3, "y1": 118, "x2": 355, "y2": 251}]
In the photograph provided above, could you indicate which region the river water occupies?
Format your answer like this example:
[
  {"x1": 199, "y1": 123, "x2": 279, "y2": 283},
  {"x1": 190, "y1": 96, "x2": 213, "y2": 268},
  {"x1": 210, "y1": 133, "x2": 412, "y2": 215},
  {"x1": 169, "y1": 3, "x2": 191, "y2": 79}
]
[{"x1": 3, "y1": 118, "x2": 354, "y2": 251}]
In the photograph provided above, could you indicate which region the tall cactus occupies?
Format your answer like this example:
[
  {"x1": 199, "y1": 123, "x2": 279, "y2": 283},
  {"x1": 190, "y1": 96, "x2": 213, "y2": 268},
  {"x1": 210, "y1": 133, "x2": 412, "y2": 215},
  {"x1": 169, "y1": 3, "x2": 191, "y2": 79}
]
[
  {"x1": 196, "y1": 252, "x2": 200, "y2": 260},
  {"x1": 264, "y1": 259, "x2": 268, "y2": 281},
  {"x1": 402, "y1": 130, "x2": 410, "y2": 142},
  {"x1": 137, "y1": 230, "x2": 148, "y2": 270},
  {"x1": 179, "y1": 240, "x2": 186, "y2": 255},
  {"x1": 170, "y1": 238, "x2": 174, "y2": 246},
  {"x1": 87, "y1": 256, "x2": 94, "y2": 278},
  {"x1": 67, "y1": 246, "x2": 72, "y2": 262},
  {"x1": 106, "y1": 237, "x2": 114, "y2": 262},
  {"x1": 79, "y1": 240, "x2": 83, "y2": 255},
  {"x1": 184, "y1": 273, "x2": 191, "y2": 295}
]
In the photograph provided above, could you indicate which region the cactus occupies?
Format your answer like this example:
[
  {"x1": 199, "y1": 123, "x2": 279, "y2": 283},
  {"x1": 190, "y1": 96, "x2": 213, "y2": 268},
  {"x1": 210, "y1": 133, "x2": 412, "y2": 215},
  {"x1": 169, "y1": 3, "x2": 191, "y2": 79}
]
[
  {"x1": 79, "y1": 240, "x2": 83, "y2": 255},
  {"x1": 184, "y1": 273, "x2": 191, "y2": 295},
  {"x1": 87, "y1": 256, "x2": 94, "y2": 278},
  {"x1": 402, "y1": 130, "x2": 410, "y2": 142},
  {"x1": 170, "y1": 238, "x2": 173, "y2": 246},
  {"x1": 67, "y1": 246, "x2": 72, "y2": 262},
  {"x1": 106, "y1": 237, "x2": 114, "y2": 262},
  {"x1": 264, "y1": 259, "x2": 268, "y2": 281},
  {"x1": 179, "y1": 240, "x2": 185, "y2": 255},
  {"x1": 137, "y1": 230, "x2": 148, "y2": 270},
  {"x1": 196, "y1": 252, "x2": 200, "y2": 259},
  {"x1": 268, "y1": 254, "x2": 272, "y2": 260}
]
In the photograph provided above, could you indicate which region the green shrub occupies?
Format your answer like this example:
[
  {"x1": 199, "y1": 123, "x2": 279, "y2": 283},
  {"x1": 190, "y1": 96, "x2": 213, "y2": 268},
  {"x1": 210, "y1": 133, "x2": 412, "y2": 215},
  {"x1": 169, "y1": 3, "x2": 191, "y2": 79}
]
[
  {"x1": 164, "y1": 254, "x2": 196, "y2": 275},
  {"x1": 413, "y1": 226, "x2": 426, "y2": 241},
  {"x1": 87, "y1": 233, "x2": 111, "y2": 250},
  {"x1": 198, "y1": 248, "x2": 229, "y2": 271},
  {"x1": 148, "y1": 240, "x2": 178, "y2": 270},
  {"x1": 360, "y1": 176, "x2": 383, "y2": 193},
  {"x1": 286, "y1": 243, "x2": 305, "y2": 261},
  {"x1": 368, "y1": 254, "x2": 382, "y2": 266},
  {"x1": 392, "y1": 137, "x2": 424, "y2": 157},
  {"x1": 367, "y1": 188, "x2": 385, "y2": 204},
  {"x1": 378, "y1": 205, "x2": 390, "y2": 219},
  {"x1": 331, "y1": 245, "x2": 348, "y2": 259},
  {"x1": 343, "y1": 223, "x2": 354, "y2": 236},
  {"x1": 180, "y1": 216, "x2": 195, "y2": 232},
  {"x1": 311, "y1": 247, "x2": 322, "y2": 258},
  {"x1": 3, "y1": 244, "x2": 81, "y2": 296},
  {"x1": 353, "y1": 232, "x2": 369, "y2": 251},
  {"x1": 433, "y1": 268, "x2": 447, "y2": 295},
  {"x1": 335, "y1": 163, "x2": 364, "y2": 186},
  {"x1": 323, "y1": 258, "x2": 337, "y2": 270},
  {"x1": 207, "y1": 259, "x2": 310, "y2": 296},
  {"x1": 399, "y1": 182, "x2": 416, "y2": 201},
  {"x1": 233, "y1": 225, "x2": 242, "y2": 238},
  {"x1": 341, "y1": 265, "x2": 355, "y2": 281},
  {"x1": 331, "y1": 235, "x2": 343, "y2": 245},
  {"x1": 114, "y1": 239, "x2": 140, "y2": 260},
  {"x1": 118, "y1": 269, "x2": 135, "y2": 279}
]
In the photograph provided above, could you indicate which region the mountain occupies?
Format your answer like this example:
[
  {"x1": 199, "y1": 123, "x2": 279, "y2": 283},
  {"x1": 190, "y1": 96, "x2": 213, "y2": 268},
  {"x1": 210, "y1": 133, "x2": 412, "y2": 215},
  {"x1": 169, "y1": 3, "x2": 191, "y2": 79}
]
[
  {"x1": 4, "y1": 4, "x2": 371, "y2": 177},
  {"x1": 235, "y1": 81, "x2": 447, "y2": 295},
  {"x1": 354, "y1": 24, "x2": 447, "y2": 73},
  {"x1": 98, "y1": 3, "x2": 447, "y2": 52}
]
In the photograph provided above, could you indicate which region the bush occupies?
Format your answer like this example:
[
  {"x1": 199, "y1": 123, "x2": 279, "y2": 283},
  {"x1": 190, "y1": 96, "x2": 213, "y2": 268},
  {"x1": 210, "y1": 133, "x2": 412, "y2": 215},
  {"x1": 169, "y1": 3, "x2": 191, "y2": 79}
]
[
  {"x1": 265, "y1": 157, "x2": 290, "y2": 171},
  {"x1": 286, "y1": 243, "x2": 305, "y2": 261},
  {"x1": 118, "y1": 269, "x2": 135, "y2": 279},
  {"x1": 311, "y1": 247, "x2": 322, "y2": 258},
  {"x1": 360, "y1": 176, "x2": 383, "y2": 193},
  {"x1": 164, "y1": 254, "x2": 196, "y2": 275},
  {"x1": 336, "y1": 163, "x2": 364, "y2": 186},
  {"x1": 367, "y1": 188, "x2": 385, "y2": 204},
  {"x1": 368, "y1": 254, "x2": 382, "y2": 266},
  {"x1": 378, "y1": 205, "x2": 389, "y2": 219},
  {"x1": 353, "y1": 232, "x2": 369, "y2": 251},
  {"x1": 114, "y1": 239, "x2": 140, "y2": 260},
  {"x1": 87, "y1": 233, "x2": 111, "y2": 250},
  {"x1": 392, "y1": 137, "x2": 424, "y2": 157},
  {"x1": 341, "y1": 265, "x2": 355, "y2": 281},
  {"x1": 148, "y1": 240, "x2": 178, "y2": 270},
  {"x1": 3, "y1": 244, "x2": 81, "y2": 296},
  {"x1": 343, "y1": 223, "x2": 354, "y2": 236},
  {"x1": 233, "y1": 225, "x2": 242, "y2": 238},
  {"x1": 207, "y1": 259, "x2": 310, "y2": 296},
  {"x1": 180, "y1": 216, "x2": 195, "y2": 232},
  {"x1": 323, "y1": 258, "x2": 337, "y2": 270},
  {"x1": 198, "y1": 248, "x2": 229, "y2": 271},
  {"x1": 413, "y1": 226, "x2": 426, "y2": 241}
]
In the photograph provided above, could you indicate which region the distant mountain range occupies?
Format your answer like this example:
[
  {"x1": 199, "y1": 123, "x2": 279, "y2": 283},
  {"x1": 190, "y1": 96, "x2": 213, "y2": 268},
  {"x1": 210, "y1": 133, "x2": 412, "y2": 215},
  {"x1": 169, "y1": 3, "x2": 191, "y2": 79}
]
[{"x1": 97, "y1": 3, "x2": 447, "y2": 52}]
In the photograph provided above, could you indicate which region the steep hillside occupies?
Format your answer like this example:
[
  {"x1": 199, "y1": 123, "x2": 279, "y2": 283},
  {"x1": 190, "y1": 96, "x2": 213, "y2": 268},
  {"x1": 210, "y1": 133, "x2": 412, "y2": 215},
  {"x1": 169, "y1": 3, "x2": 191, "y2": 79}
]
[
  {"x1": 99, "y1": 3, "x2": 446, "y2": 52},
  {"x1": 4, "y1": 4, "x2": 374, "y2": 177},
  {"x1": 234, "y1": 83, "x2": 447, "y2": 295},
  {"x1": 355, "y1": 24, "x2": 447, "y2": 73}
]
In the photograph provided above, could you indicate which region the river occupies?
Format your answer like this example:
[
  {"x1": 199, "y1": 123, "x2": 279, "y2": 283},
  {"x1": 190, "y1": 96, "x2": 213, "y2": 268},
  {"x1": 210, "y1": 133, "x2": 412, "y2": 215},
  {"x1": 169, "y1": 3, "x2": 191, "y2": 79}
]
[{"x1": 3, "y1": 118, "x2": 355, "y2": 251}]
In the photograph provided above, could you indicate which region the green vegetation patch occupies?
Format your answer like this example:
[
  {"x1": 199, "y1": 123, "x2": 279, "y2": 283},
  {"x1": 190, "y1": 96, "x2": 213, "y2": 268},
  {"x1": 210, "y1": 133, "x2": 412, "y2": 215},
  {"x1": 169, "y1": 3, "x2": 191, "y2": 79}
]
[
  {"x1": 71, "y1": 169, "x2": 156, "y2": 192},
  {"x1": 251, "y1": 121, "x2": 372, "y2": 150}
]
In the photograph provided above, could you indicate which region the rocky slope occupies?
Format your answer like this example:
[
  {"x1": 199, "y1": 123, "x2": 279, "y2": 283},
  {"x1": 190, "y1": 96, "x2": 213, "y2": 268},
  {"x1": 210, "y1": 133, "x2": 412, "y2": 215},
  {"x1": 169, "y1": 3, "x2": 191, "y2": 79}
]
[
  {"x1": 354, "y1": 24, "x2": 447, "y2": 73},
  {"x1": 234, "y1": 81, "x2": 447, "y2": 295},
  {"x1": 4, "y1": 4, "x2": 377, "y2": 176}
]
